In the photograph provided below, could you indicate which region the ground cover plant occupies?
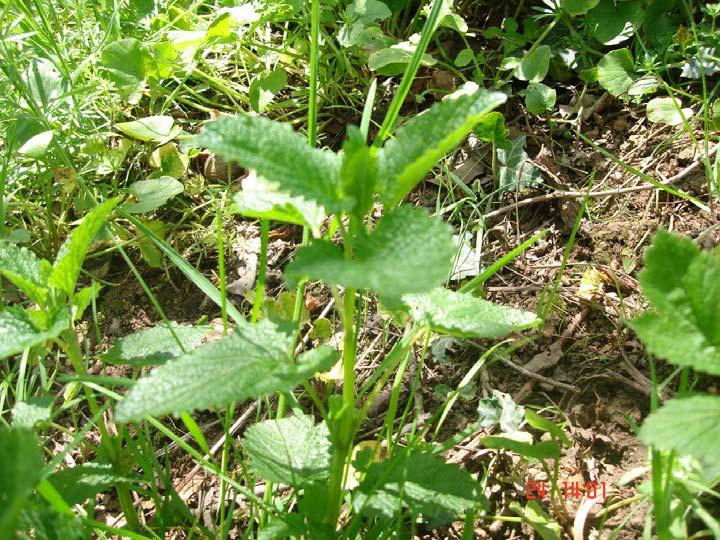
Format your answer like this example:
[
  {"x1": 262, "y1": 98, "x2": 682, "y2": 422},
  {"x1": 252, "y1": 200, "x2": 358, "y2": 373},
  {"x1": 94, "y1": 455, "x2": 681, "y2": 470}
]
[{"x1": 1, "y1": 0, "x2": 719, "y2": 538}]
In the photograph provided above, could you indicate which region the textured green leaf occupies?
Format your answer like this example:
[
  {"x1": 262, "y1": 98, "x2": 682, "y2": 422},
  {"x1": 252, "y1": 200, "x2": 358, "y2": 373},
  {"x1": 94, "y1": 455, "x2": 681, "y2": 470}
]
[
  {"x1": 378, "y1": 83, "x2": 506, "y2": 207},
  {"x1": 0, "y1": 428, "x2": 43, "y2": 532},
  {"x1": 404, "y1": 288, "x2": 540, "y2": 338},
  {"x1": 0, "y1": 241, "x2": 51, "y2": 305},
  {"x1": 115, "y1": 320, "x2": 338, "y2": 422},
  {"x1": 628, "y1": 230, "x2": 720, "y2": 375},
  {"x1": 18, "y1": 500, "x2": 84, "y2": 540},
  {"x1": 0, "y1": 307, "x2": 69, "y2": 360},
  {"x1": 477, "y1": 390, "x2": 525, "y2": 433},
  {"x1": 353, "y1": 450, "x2": 484, "y2": 522},
  {"x1": 515, "y1": 46, "x2": 551, "y2": 83},
  {"x1": 244, "y1": 414, "x2": 332, "y2": 487},
  {"x1": 233, "y1": 173, "x2": 325, "y2": 236},
  {"x1": 12, "y1": 397, "x2": 54, "y2": 429},
  {"x1": 102, "y1": 323, "x2": 212, "y2": 366},
  {"x1": 473, "y1": 112, "x2": 509, "y2": 146},
  {"x1": 640, "y1": 396, "x2": 720, "y2": 462},
  {"x1": 101, "y1": 38, "x2": 147, "y2": 104},
  {"x1": 48, "y1": 463, "x2": 132, "y2": 505},
  {"x1": 496, "y1": 136, "x2": 544, "y2": 192},
  {"x1": 286, "y1": 206, "x2": 454, "y2": 300},
  {"x1": 192, "y1": 115, "x2": 345, "y2": 212},
  {"x1": 597, "y1": 48, "x2": 636, "y2": 97},
  {"x1": 341, "y1": 126, "x2": 377, "y2": 218},
  {"x1": 124, "y1": 177, "x2": 184, "y2": 214},
  {"x1": 646, "y1": 97, "x2": 694, "y2": 126},
  {"x1": 49, "y1": 198, "x2": 119, "y2": 296}
]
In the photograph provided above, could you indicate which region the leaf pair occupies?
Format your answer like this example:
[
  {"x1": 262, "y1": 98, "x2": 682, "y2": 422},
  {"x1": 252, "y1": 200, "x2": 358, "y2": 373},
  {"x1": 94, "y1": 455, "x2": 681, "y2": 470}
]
[{"x1": 193, "y1": 83, "x2": 507, "y2": 220}]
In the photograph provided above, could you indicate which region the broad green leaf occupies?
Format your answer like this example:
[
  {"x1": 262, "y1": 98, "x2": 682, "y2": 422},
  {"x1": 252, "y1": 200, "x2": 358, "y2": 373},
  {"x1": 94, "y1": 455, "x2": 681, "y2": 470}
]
[
  {"x1": 525, "y1": 83, "x2": 556, "y2": 114},
  {"x1": 561, "y1": 0, "x2": 599, "y2": 16},
  {"x1": 515, "y1": 45, "x2": 551, "y2": 83},
  {"x1": 0, "y1": 428, "x2": 43, "y2": 532},
  {"x1": 12, "y1": 397, "x2": 54, "y2": 429},
  {"x1": 101, "y1": 38, "x2": 147, "y2": 104},
  {"x1": 17, "y1": 130, "x2": 54, "y2": 158},
  {"x1": 49, "y1": 198, "x2": 120, "y2": 296},
  {"x1": 244, "y1": 413, "x2": 332, "y2": 487},
  {"x1": 346, "y1": 0, "x2": 391, "y2": 24},
  {"x1": 341, "y1": 126, "x2": 377, "y2": 218},
  {"x1": 404, "y1": 288, "x2": 540, "y2": 338},
  {"x1": 509, "y1": 500, "x2": 562, "y2": 540},
  {"x1": 233, "y1": 173, "x2": 325, "y2": 236},
  {"x1": 597, "y1": 48, "x2": 636, "y2": 97},
  {"x1": 368, "y1": 41, "x2": 437, "y2": 75},
  {"x1": 353, "y1": 450, "x2": 484, "y2": 522},
  {"x1": 640, "y1": 395, "x2": 720, "y2": 462},
  {"x1": 124, "y1": 177, "x2": 184, "y2": 214},
  {"x1": 115, "y1": 320, "x2": 338, "y2": 422},
  {"x1": 102, "y1": 322, "x2": 212, "y2": 366},
  {"x1": 477, "y1": 390, "x2": 525, "y2": 433},
  {"x1": 586, "y1": 0, "x2": 642, "y2": 45},
  {"x1": 149, "y1": 143, "x2": 188, "y2": 179},
  {"x1": 192, "y1": 115, "x2": 345, "y2": 212},
  {"x1": 48, "y1": 463, "x2": 132, "y2": 505},
  {"x1": 455, "y1": 48, "x2": 474, "y2": 67},
  {"x1": 646, "y1": 97, "x2": 694, "y2": 126},
  {"x1": 116, "y1": 116, "x2": 180, "y2": 143},
  {"x1": 628, "y1": 231, "x2": 720, "y2": 375},
  {"x1": 378, "y1": 83, "x2": 506, "y2": 207},
  {"x1": 22, "y1": 58, "x2": 65, "y2": 112},
  {"x1": 0, "y1": 307, "x2": 69, "y2": 360},
  {"x1": 0, "y1": 241, "x2": 51, "y2": 305},
  {"x1": 473, "y1": 112, "x2": 509, "y2": 146},
  {"x1": 286, "y1": 206, "x2": 454, "y2": 300},
  {"x1": 481, "y1": 436, "x2": 561, "y2": 459},
  {"x1": 249, "y1": 69, "x2": 288, "y2": 113},
  {"x1": 496, "y1": 136, "x2": 544, "y2": 192}
]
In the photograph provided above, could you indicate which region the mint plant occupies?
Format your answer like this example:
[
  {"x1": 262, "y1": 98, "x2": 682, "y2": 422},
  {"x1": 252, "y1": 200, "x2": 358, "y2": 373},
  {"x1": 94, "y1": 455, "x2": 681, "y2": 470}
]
[
  {"x1": 0, "y1": 197, "x2": 148, "y2": 530},
  {"x1": 114, "y1": 82, "x2": 542, "y2": 534},
  {"x1": 628, "y1": 230, "x2": 720, "y2": 537}
]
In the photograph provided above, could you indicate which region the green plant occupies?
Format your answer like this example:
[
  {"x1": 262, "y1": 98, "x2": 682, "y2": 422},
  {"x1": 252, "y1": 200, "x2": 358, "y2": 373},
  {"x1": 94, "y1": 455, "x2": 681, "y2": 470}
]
[
  {"x1": 628, "y1": 230, "x2": 720, "y2": 539},
  {"x1": 110, "y1": 81, "x2": 543, "y2": 535},
  {"x1": 0, "y1": 197, "x2": 151, "y2": 532}
]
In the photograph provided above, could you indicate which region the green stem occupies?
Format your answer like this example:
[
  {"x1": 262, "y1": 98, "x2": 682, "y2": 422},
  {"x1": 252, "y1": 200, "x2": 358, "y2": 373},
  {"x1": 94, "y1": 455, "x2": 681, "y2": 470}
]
[
  {"x1": 251, "y1": 220, "x2": 269, "y2": 324},
  {"x1": 61, "y1": 328, "x2": 141, "y2": 531},
  {"x1": 373, "y1": 0, "x2": 446, "y2": 148}
]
